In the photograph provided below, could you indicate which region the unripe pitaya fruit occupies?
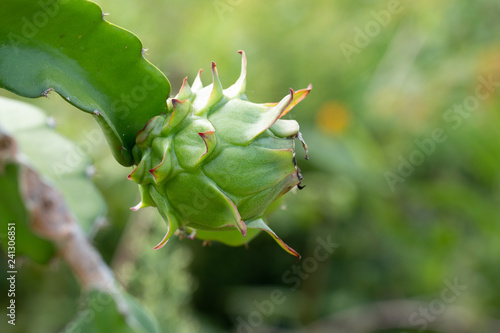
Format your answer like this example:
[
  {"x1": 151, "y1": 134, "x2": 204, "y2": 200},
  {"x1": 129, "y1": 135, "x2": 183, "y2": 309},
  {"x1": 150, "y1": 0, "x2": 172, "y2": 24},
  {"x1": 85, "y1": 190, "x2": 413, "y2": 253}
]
[{"x1": 128, "y1": 51, "x2": 311, "y2": 258}]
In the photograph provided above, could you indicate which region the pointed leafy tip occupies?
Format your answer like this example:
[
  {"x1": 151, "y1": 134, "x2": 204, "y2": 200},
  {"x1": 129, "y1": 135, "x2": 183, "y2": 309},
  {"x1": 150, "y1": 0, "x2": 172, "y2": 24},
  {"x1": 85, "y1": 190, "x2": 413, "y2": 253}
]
[
  {"x1": 263, "y1": 84, "x2": 312, "y2": 117},
  {"x1": 198, "y1": 130, "x2": 217, "y2": 162},
  {"x1": 127, "y1": 150, "x2": 151, "y2": 183},
  {"x1": 149, "y1": 167, "x2": 159, "y2": 181},
  {"x1": 191, "y1": 69, "x2": 204, "y2": 92},
  {"x1": 246, "y1": 219, "x2": 300, "y2": 258},
  {"x1": 207, "y1": 62, "x2": 224, "y2": 108},
  {"x1": 130, "y1": 185, "x2": 155, "y2": 210},
  {"x1": 224, "y1": 196, "x2": 247, "y2": 237},
  {"x1": 130, "y1": 198, "x2": 153, "y2": 211},
  {"x1": 149, "y1": 166, "x2": 159, "y2": 181},
  {"x1": 225, "y1": 50, "x2": 248, "y2": 98},
  {"x1": 273, "y1": 90, "x2": 295, "y2": 120},
  {"x1": 127, "y1": 163, "x2": 142, "y2": 182},
  {"x1": 238, "y1": 50, "x2": 247, "y2": 67},
  {"x1": 149, "y1": 150, "x2": 170, "y2": 183},
  {"x1": 176, "y1": 77, "x2": 193, "y2": 100},
  {"x1": 149, "y1": 187, "x2": 180, "y2": 249},
  {"x1": 208, "y1": 94, "x2": 293, "y2": 145},
  {"x1": 279, "y1": 84, "x2": 312, "y2": 118},
  {"x1": 135, "y1": 116, "x2": 162, "y2": 148},
  {"x1": 167, "y1": 99, "x2": 191, "y2": 129},
  {"x1": 237, "y1": 219, "x2": 248, "y2": 237},
  {"x1": 153, "y1": 233, "x2": 171, "y2": 249},
  {"x1": 130, "y1": 202, "x2": 143, "y2": 211}
]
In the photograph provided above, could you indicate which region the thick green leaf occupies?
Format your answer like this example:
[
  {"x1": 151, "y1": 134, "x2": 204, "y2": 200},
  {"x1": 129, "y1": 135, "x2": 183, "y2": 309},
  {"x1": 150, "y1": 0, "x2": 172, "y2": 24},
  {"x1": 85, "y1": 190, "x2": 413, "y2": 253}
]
[
  {"x1": 62, "y1": 290, "x2": 160, "y2": 333},
  {"x1": 0, "y1": 0, "x2": 170, "y2": 165}
]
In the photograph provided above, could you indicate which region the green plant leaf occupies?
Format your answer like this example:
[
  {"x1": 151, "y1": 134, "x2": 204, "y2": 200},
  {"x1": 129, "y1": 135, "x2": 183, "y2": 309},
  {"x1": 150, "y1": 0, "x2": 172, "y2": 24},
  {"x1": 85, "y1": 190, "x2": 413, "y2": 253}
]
[{"x1": 0, "y1": 0, "x2": 170, "y2": 166}]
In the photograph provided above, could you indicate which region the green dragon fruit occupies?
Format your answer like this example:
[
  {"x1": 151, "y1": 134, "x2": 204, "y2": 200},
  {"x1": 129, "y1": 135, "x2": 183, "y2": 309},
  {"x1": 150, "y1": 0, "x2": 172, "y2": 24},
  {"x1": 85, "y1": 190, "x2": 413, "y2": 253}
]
[{"x1": 128, "y1": 51, "x2": 311, "y2": 258}]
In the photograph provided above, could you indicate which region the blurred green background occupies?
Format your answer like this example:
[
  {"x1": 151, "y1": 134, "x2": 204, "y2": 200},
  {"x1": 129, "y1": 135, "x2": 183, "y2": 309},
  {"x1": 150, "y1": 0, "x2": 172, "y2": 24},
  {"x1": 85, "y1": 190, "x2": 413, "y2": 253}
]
[{"x1": 2, "y1": 0, "x2": 500, "y2": 332}]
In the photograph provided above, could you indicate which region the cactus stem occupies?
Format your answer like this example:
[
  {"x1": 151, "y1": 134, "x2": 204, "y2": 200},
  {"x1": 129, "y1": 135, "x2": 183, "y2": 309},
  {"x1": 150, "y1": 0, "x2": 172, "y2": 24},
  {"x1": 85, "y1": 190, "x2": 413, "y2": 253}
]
[{"x1": 41, "y1": 88, "x2": 54, "y2": 98}]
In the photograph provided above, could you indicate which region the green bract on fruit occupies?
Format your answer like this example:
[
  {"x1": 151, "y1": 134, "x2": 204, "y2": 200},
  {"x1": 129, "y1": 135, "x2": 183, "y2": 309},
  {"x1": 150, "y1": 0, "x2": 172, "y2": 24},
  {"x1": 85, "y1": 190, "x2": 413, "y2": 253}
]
[{"x1": 128, "y1": 51, "x2": 311, "y2": 258}]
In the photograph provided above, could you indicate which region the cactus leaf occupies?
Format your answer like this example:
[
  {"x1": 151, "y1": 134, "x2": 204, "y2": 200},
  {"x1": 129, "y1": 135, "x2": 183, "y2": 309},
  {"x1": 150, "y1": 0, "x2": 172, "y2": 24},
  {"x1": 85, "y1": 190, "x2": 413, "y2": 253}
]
[{"x1": 0, "y1": 0, "x2": 170, "y2": 166}]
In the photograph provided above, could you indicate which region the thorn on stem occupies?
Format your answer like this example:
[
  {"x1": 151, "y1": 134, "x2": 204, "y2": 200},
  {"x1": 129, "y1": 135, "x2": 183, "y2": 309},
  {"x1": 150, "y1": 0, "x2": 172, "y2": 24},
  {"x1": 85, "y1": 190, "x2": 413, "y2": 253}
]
[{"x1": 41, "y1": 88, "x2": 54, "y2": 98}]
